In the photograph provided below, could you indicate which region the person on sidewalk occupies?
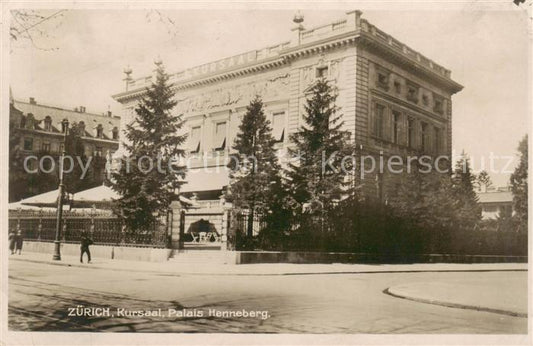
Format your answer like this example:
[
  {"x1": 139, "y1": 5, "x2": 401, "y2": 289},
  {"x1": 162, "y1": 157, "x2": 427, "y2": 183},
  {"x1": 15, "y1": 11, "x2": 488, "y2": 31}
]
[
  {"x1": 15, "y1": 230, "x2": 23, "y2": 255},
  {"x1": 80, "y1": 232, "x2": 94, "y2": 263},
  {"x1": 8, "y1": 230, "x2": 16, "y2": 255}
]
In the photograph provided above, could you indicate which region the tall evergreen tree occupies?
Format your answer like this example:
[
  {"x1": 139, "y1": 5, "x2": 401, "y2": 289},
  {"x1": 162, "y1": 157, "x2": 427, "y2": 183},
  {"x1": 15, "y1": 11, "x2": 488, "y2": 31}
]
[
  {"x1": 111, "y1": 61, "x2": 187, "y2": 232},
  {"x1": 452, "y1": 152, "x2": 481, "y2": 231},
  {"x1": 286, "y1": 78, "x2": 352, "y2": 216},
  {"x1": 227, "y1": 96, "x2": 284, "y2": 237},
  {"x1": 510, "y1": 134, "x2": 528, "y2": 232}
]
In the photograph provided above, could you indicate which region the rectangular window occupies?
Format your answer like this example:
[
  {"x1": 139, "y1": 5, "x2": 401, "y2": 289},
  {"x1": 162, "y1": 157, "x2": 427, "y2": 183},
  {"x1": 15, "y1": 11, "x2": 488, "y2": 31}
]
[
  {"x1": 94, "y1": 147, "x2": 102, "y2": 157},
  {"x1": 434, "y1": 97, "x2": 444, "y2": 114},
  {"x1": 420, "y1": 122, "x2": 428, "y2": 152},
  {"x1": 316, "y1": 66, "x2": 328, "y2": 78},
  {"x1": 214, "y1": 121, "x2": 226, "y2": 151},
  {"x1": 376, "y1": 71, "x2": 389, "y2": 91},
  {"x1": 41, "y1": 142, "x2": 50, "y2": 153},
  {"x1": 406, "y1": 84, "x2": 419, "y2": 103},
  {"x1": 394, "y1": 80, "x2": 401, "y2": 94},
  {"x1": 407, "y1": 117, "x2": 415, "y2": 148},
  {"x1": 23, "y1": 138, "x2": 33, "y2": 151},
  {"x1": 189, "y1": 126, "x2": 201, "y2": 153},
  {"x1": 272, "y1": 112, "x2": 285, "y2": 143},
  {"x1": 392, "y1": 111, "x2": 401, "y2": 144},
  {"x1": 434, "y1": 127, "x2": 442, "y2": 154},
  {"x1": 373, "y1": 104, "x2": 386, "y2": 139}
]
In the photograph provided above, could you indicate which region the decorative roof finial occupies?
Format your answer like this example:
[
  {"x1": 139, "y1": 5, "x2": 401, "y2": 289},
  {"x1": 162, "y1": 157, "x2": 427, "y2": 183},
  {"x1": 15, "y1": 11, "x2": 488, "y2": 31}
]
[
  {"x1": 293, "y1": 10, "x2": 304, "y2": 25},
  {"x1": 123, "y1": 65, "x2": 132, "y2": 77},
  {"x1": 123, "y1": 65, "x2": 133, "y2": 91}
]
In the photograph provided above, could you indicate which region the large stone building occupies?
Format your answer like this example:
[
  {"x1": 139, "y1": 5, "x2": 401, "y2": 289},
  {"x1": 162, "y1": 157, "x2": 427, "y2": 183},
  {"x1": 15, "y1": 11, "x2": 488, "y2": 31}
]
[
  {"x1": 112, "y1": 11, "x2": 463, "y2": 246},
  {"x1": 113, "y1": 11, "x2": 462, "y2": 199},
  {"x1": 12, "y1": 97, "x2": 120, "y2": 158},
  {"x1": 9, "y1": 96, "x2": 120, "y2": 199}
]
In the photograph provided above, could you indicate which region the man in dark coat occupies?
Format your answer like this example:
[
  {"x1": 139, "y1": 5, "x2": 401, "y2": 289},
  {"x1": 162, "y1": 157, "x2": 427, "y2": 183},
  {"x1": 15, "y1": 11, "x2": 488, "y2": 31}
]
[
  {"x1": 15, "y1": 230, "x2": 23, "y2": 255},
  {"x1": 80, "y1": 232, "x2": 93, "y2": 263}
]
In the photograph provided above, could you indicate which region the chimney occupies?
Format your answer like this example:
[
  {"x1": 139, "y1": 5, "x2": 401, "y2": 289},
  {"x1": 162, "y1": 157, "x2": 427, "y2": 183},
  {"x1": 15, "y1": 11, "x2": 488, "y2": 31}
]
[
  {"x1": 74, "y1": 107, "x2": 79, "y2": 112},
  {"x1": 29, "y1": 97, "x2": 36, "y2": 105},
  {"x1": 80, "y1": 106, "x2": 86, "y2": 113},
  {"x1": 107, "y1": 110, "x2": 112, "y2": 117}
]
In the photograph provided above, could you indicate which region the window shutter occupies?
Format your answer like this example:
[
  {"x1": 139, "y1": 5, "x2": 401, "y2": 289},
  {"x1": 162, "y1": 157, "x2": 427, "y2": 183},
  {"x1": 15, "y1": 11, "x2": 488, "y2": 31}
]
[
  {"x1": 272, "y1": 112, "x2": 285, "y2": 142},
  {"x1": 189, "y1": 126, "x2": 201, "y2": 152},
  {"x1": 215, "y1": 122, "x2": 227, "y2": 150}
]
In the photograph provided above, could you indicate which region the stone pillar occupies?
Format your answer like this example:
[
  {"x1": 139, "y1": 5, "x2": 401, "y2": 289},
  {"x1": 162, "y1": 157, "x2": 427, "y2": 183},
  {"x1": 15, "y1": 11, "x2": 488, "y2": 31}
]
[
  {"x1": 220, "y1": 201, "x2": 233, "y2": 251},
  {"x1": 169, "y1": 200, "x2": 183, "y2": 249}
]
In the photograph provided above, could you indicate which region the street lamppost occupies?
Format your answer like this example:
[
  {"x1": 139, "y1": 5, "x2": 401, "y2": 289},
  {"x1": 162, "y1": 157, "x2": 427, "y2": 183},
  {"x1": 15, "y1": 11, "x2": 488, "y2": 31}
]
[{"x1": 53, "y1": 119, "x2": 69, "y2": 260}]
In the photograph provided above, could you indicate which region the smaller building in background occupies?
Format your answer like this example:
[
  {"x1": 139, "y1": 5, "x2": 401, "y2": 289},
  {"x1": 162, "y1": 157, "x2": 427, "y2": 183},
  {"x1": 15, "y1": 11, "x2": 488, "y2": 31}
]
[
  {"x1": 12, "y1": 97, "x2": 120, "y2": 158},
  {"x1": 477, "y1": 186, "x2": 513, "y2": 220}
]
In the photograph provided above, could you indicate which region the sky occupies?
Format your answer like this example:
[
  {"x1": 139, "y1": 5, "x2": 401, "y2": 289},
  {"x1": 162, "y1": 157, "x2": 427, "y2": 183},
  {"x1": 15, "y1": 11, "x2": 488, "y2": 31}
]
[{"x1": 8, "y1": 2, "x2": 531, "y2": 187}]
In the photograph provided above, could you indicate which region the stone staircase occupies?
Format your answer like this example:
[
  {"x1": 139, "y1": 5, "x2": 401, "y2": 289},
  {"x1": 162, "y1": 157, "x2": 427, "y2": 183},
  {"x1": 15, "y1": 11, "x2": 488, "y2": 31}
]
[{"x1": 168, "y1": 249, "x2": 236, "y2": 265}]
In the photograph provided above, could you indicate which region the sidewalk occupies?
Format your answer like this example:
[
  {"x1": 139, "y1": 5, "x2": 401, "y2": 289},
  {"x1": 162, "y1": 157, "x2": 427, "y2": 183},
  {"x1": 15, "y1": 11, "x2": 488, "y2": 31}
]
[
  {"x1": 8, "y1": 251, "x2": 528, "y2": 276},
  {"x1": 386, "y1": 279, "x2": 528, "y2": 317}
]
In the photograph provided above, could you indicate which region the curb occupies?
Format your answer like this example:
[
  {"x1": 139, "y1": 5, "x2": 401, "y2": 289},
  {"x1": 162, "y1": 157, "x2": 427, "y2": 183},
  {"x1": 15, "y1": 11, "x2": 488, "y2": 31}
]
[
  {"x1": 9, "y1": 256, "x2": 529, "y2": 277},
  {"x1": 383, "y1": 287, "x2": 527, "y2": 318}
]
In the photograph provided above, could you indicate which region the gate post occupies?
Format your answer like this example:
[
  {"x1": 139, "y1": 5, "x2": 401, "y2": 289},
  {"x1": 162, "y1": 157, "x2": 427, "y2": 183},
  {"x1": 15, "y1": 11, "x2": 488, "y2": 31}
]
[
  {"x1": 179, "y1": 210, "x2": 185, "y2": 250},
  {"x1": 221, "y1": 201, "x2": 232, "y2": 251},
  {"x1": 169, "y1": 200, "x2": 183, "y2": 249}
]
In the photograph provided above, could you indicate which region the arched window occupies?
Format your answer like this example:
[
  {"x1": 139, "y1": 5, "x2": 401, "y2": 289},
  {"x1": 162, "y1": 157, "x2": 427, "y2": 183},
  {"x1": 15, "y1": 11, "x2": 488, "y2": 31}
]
[
  {"x1": 26, "y1": 114, "x2": 35, "y2": 130},
  {"x1": 61, "y1": 118, "x2": 68, "y2": 133},
  {"x1": 95, "y1": 124, "x2": 103, "y2": 138},
  {"x1": 44, "y1": 116, "x2": 52, "y2": 131},
  {"x1": 78, "y1": 121, "x2": 86, "y2": 136},
  {"x1": 112, "y1": 127, "x2": 119, "y2": 140}
]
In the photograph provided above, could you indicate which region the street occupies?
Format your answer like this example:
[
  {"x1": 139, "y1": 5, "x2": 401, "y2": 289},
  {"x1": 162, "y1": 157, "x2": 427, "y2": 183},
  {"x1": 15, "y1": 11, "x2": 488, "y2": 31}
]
[{"x1": 8, "y1": 260, "x2": 527, "y2": 333}]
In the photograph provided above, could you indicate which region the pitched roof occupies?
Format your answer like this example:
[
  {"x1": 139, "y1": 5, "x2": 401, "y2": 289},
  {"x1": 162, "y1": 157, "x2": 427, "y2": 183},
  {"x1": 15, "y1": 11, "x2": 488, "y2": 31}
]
[
  {"x1": 14, "y1": 100, "x2": 120, "y2": 141},
  {"x1": 477, "y1": 190, "x2": 513, "y2": 204}
]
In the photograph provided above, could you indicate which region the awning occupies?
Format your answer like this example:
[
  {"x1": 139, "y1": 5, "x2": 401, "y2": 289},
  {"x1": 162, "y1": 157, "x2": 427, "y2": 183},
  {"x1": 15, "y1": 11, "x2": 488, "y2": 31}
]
[
  {"x1": 8, "y1": 200, "x2": 56, "y2": 211},
  {"x1": 180, "y1": 168, "x2": 230, "y2": 193},
  {"x1": 19, "y1": 189, "x2": 61, "y2": 207},
  {"x1": 17, "y1": 185, "x2": 199, "y2": 209},
  {"x1": 73, "y1": 184, "x2": 120, "y2": 203},
  {"x1": 73, "y1": 184, "x2": 199, "y2": 208}
]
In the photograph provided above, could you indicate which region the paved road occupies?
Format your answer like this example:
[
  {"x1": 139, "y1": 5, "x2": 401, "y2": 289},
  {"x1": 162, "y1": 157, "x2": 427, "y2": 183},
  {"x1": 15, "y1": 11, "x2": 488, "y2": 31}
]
[{"x1": 8, "y1": 260, "x2": 527, "y2": 333}]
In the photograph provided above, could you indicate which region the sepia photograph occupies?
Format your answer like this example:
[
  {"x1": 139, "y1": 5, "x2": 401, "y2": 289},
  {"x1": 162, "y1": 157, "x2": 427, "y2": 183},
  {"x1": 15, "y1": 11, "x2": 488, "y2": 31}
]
[{"x1": 1, "y1": 1, "x2": 531, "y2": 344}]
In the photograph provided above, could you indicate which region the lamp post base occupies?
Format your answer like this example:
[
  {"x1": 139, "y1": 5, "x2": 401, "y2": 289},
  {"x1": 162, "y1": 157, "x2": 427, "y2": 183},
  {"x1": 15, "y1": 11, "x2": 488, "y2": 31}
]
[{"x1": 52, "y1": 241, "x2": 61, "y2": 261}]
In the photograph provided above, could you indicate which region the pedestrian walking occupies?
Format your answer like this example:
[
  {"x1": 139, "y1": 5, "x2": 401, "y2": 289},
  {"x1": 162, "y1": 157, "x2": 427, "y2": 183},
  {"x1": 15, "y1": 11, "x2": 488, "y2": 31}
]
[
  {"x1": 15, "y1": 230, "x2": 24, "y2": 255},
  {"x1": 8, "y1": 230, "x2": 16, "y2": 255},
  {"x1": 80, "y1": 232, "x2": 93, "y2": 263}
]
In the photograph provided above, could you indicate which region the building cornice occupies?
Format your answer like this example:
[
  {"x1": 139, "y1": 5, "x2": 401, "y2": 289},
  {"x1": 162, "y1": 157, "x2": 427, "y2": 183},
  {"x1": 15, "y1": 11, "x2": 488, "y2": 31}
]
[
  {"x1": 357, "y1": 33, "x2": 463, "y2": 94},
  {"x1": 113, "y1": 56, "x2": 287, "y2": 103},
  {"x1": 113, "y1": 12, "x2": 463, "y2": 103}
]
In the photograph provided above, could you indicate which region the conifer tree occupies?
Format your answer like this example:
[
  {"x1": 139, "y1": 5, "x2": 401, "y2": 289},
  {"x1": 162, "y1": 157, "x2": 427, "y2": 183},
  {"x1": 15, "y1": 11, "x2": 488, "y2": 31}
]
[
  {"x1": 452, "y1": 152, "x2": 481, "y2": 231},
  {"x1": 510, "y1": 134, "x2": 528, "y2": 232},
  {"x1": 228, "y1": 96, "x2": 284, "y2": 237},
  {"x1": 286, "y1": 78, "x2": 352, "y2": 217},
  {"x1": 111, "y1": 61, "x2": 187, "y2": 232}
]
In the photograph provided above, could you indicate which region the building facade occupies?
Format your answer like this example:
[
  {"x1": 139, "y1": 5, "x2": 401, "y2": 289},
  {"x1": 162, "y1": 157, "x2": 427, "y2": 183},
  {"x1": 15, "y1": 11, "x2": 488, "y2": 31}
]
[
  {"x1": 12, "y1": 98, "x2": 120, "y2": 158},
  {"x1": 112, "y1": 10, "x2": 463, "y2": 204},
  {"x1": 9, "y1": 97, "x2": 121, "y2": 200}
]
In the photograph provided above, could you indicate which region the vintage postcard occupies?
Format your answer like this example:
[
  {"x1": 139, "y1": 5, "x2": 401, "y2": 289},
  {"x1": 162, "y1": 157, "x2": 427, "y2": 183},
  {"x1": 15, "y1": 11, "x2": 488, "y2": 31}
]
[{"x1": 1, "y1": 1, "x2": 531, "y2": 345}]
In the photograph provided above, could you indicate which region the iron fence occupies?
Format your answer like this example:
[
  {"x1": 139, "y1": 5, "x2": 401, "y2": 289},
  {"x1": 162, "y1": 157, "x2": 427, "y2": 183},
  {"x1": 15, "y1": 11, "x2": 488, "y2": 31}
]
[
  {"x1": 232, "y1": 209, "x2": 267, "y2": 237},
  {"x1": 8, "y1": 210, "x2": 168, "y2": 248}
]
